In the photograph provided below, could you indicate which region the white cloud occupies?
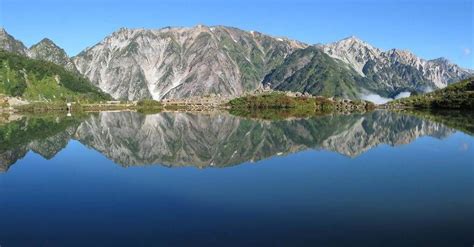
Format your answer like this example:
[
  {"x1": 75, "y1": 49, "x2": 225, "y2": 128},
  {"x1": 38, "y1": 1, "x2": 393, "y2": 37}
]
[
  {"x1": 360, "y1": 91, "x2": 411, "y2": 105},
  {"x1": 361, "y1": 94, "x2": 392, "y2": 105},
  {"x1": 464, "y1": 48, "x2": 471, "y2": 55},
  {"x1": 394, "y1": 91, "x2": 411, "y2": 99},
  {"x1": 421, "y1": 86, "x2": 434, "y2": 93}
]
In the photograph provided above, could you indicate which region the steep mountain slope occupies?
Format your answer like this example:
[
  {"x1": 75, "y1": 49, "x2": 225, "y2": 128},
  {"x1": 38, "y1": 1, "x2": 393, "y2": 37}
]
[
  {"x1": 0, "y1": 28, "x2": 79, "y2": 74},
  {"x1": 0, "y1": 50, "x2": 109, "y2": 101},
  {"x1": 1, "y1": 26, "x2": 471, "y2": 101},
  {"x1": 73, "y1": 25, "x2": 306, "y2": 100},
  {"x1": 320, "y1": 36, "x2": 473, "y2": 95},
  {"x1": 0, "y1": 28, "x2": 28, "y2": 56},
  {"x1": 262, "y1": 46, "x2": 366, "y2": 98},
  {"x1": 29, "y1": 38, "x2": 79, "y2": 73},
  {"x1": 264, "y1": 36, "x2": 472, "y2": 99},
  {"x1": 320, "y1": 36, "x2": 381, "y2": 76}
]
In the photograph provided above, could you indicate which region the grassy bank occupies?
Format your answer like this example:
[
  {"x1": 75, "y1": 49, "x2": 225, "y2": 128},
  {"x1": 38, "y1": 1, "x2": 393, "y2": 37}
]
[
  {"x1": 228, "y1": 92, "x2": 335, "y2": 110},
  {"x1": 228, "y1": 92, "x2": 374, "y2": 119},
  {"x1": 387, "y1": 78, "x2": 474, "y2": 109},
  {"x1": 12, "y1": 99, "x2": 163, "y2": 113}
]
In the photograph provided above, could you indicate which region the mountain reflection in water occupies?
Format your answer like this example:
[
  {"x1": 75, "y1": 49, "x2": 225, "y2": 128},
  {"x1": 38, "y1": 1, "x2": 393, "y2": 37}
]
[{"x1": 1, "y1": 110, "x2": 468, "y2": 172}]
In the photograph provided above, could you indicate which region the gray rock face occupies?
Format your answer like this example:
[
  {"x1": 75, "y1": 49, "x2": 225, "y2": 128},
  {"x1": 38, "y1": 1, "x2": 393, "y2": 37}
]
[
  {"x1": 28, "y1": 38, "x2": 79, "y2": 73},
  {"x1": 76, "y1": 29, "x2": 471, "y2": 100},
  {"x1": 73, "y1": 26, "x2": 306, "y2": 100},
  {"x1": 320, "y1": 36, "x2": 473, "y2": 94},
  {"x1": 0, "y1": 28, "x2": 79, "y2": 73},
  {"x1": 262, "y1": 46, "x2": 364, "y2": 98},
  {"x1": 0, "y1": 28, "x2": 28, "y2": 56},
  {"x1": 1, "y1": 26, "x2": 471, "y2": 100}
]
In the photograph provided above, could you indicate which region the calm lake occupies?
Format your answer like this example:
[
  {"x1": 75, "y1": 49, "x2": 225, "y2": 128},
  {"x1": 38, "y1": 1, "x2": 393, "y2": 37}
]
[{"x1": 0, "y1": 110, "x2": 473, "y2": 246}]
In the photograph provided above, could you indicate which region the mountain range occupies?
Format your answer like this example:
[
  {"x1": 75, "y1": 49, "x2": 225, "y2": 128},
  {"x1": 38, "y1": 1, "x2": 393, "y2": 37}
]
[
  {"x1": 0, "y1": 28, "x2": 109, "y2": 101},
  {"x1": 1, "y1": 26, "x2": 472, "y2": 101}
]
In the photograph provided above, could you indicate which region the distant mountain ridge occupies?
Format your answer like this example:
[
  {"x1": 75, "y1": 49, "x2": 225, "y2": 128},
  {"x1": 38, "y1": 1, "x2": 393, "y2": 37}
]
[
  {"x1": 267, "y1": 36, "x2": 472, "y2": 99},
  {"x1": 0, "y1": 29, "x2": 108, "y2": 101},
  {"x1": 0, "y1": 28, "x2": 78, "y2": 73},
  {"x1": 1, "y1": 26, "x2": 472, "y2": 101},
  {"x1": 319, "y1": 36, "x2": 472, "y2": 95}
]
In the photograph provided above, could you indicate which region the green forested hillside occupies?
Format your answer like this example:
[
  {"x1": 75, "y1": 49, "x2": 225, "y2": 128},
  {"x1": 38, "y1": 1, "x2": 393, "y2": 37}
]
[
  {"x1": 0, "y1": 50, "x2": 110, "y2": 102},
  {"x1": 388, "y1": 77, "x2": 474, "y2": 109},
  {"x1": 262, "y1": 47, "x2": 365, "y2": 99}
]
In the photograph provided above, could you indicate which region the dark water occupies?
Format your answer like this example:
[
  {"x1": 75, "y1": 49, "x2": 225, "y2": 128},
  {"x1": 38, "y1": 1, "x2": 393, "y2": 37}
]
[{"x1": 0, "y1": 110, "x2": 473, "y2": 247}]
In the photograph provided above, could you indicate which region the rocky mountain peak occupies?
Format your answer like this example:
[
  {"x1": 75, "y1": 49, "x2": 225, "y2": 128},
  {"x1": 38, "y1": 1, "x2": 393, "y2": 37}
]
[
  {"x1": 321, "y1": 36, "x2": 381, "y2": 76},
  {"x1": 429, "y1": 57, "x2": 451, "y2": 64},
  {"x1": 384, "y1": 48, "x2": 424, "y2": 66},
  {"x1": 336, "y1": 36, "x2": 379, "y2": 51},
  {"x1": 0, "y1": 27, "x2": 28, "y2": 56},
  {"x1": 29, "y1": 38, "x2": 79, "y2": 73},
  {"x1": 30, "y1": 38, "x2": 63, "y2": 52},
  {"x1": 2, "y1": 25, "x2": 471, "y2": 101},
  {"x1": 73, "y1": 25, "x2": 306, "y2": 100},
  {"x1": 386, "y1": 48, "x2": 416, "y2": 58},
  {"x1": 340, "y1": 35, "x2": 366, "y2": 44},
  {"x1": 315, "y1": 37, "x2": 473, "y2": 91},
  {"x1": 195, "y1": 24, "x2": 208, "y2": 29}
]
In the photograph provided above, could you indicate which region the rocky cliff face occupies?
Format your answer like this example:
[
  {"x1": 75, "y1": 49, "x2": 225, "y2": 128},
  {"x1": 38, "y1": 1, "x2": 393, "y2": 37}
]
[
  {"x1": 0, "y1": 28, "x2": 28, "y2": 56},
  {"x1": 28, "y1": 38, "x2": 79, "y2": 73},
  {"x1": 73, "y1": 25, "x2": 306, "y2": 100},
  {"x1": 1, "y1": 27, "x2": 471, "y2": 101},
  {"x1": 0, "y1": 28, "x2": 78, "y2": 73},
  {"x1": 320, "y1": 37, "x2": 473, "y2": 95},
  {"x1": 262, "y1": 46, "x2": 365, "y2": 98}
]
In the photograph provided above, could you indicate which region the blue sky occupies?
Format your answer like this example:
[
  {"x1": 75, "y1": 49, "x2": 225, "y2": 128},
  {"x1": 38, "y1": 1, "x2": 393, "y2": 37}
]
[{"x1": 1, "y1": 0, "x2": 473, "y2": 68}]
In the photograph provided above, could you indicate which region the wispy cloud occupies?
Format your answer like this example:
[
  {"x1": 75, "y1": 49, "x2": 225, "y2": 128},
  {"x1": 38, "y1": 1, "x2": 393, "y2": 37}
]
[
  {"x1": 361, "y1": 94, "x2": 391, "y2": 105},
  {"x1": 463, "y1": 48, "x2": 471, "y2": 55},
  {"x1": 360, "y1": 91, "x2": 411, "y2": 105}
]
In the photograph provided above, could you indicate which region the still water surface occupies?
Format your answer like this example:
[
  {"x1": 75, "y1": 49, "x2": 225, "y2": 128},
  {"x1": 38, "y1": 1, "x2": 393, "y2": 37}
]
[{"x1": 0, "y1": 110, "x2": 473, "y2": 246}]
